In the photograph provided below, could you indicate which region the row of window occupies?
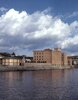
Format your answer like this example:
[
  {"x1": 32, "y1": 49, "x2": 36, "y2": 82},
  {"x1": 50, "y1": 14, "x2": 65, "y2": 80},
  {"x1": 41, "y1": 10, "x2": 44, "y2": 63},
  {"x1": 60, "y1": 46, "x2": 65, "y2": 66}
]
[
  {"x1": 34, "y1": 52, "x2": 43, "y2": 55},
  {"x1": 3, "y1": 60, "x2": 20, "y2": 63},
  {"x1": 34, "y1": 58, "x2": 43, "y2": 60}
]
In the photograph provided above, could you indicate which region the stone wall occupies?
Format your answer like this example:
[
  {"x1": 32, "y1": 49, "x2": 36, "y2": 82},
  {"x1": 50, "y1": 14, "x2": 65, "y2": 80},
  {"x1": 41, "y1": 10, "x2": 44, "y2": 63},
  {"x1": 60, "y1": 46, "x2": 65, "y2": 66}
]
[
  {"x1": 24, "y1": 63, "x2": 70, "y2": 70},
  {"x1": 0, "y1": 63, "x2": 71, "y2": 72}
]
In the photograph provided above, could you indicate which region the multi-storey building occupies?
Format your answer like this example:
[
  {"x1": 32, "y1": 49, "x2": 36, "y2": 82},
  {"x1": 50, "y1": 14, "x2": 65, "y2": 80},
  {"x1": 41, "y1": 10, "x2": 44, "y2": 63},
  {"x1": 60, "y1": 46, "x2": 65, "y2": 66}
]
[
  {"x1": 52, "y1": 48, "x2": 62, "y2": 66},
  {"x1": 33, "y1": 49, "x2": 52, "y2": 63},
  {"x1": 62, "y1": 53, "x2": 68, "y2": 66},
  {"x1": 33, "y1": 48, "x2": 68, "y2": 66}
]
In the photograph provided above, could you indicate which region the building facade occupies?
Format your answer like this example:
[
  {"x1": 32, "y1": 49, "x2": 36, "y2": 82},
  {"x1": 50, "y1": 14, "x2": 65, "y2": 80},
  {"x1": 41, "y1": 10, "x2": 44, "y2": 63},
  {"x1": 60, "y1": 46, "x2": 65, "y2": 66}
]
[
  {"x1": 33, "y1": 48, "x2": 68, "y2": 66},
  {"x1": 0, "y1": 52, "x2": 11, "y2": 65},
  {"x1": 68, "y1": 56, "x2": 78, "y2": 67},
  {"x1": 33, "y1": 49, "x2": 52, "y2": 63},
  {"x1": 68, "y1": 56, "x2": 72, "y2": 66},
  {"x1": 52, "y1": 48, "x2": 62, "y2": 66},
  {"x1": 2, "y1": 56, "x2": 23, "y2": 66}
]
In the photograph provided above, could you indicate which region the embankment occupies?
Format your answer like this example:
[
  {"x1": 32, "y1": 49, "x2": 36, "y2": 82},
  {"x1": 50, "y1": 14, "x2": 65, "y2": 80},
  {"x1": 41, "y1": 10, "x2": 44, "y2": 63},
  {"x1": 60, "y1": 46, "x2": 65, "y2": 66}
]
[{"x1": 0, "y1": 63, "x2": 71, "y2": 72}]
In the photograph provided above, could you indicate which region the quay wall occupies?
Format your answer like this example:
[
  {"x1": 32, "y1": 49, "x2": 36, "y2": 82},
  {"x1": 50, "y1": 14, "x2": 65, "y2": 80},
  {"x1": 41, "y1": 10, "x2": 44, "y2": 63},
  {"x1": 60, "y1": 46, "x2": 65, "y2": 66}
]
[
  {"x1": 24, "y1": 63, "x2": 71, "y2": 69},
  {"x1": 0, "y1": 63, "x2": 71, "y2": 72}
]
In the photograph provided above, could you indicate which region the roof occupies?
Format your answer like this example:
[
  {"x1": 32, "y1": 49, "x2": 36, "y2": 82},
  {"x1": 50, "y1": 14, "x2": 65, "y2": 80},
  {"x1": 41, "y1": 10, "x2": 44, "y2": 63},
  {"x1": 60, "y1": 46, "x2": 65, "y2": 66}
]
[
  {"x1": 0, "y1": 52, "x2": 11, "y2": 57},
  {"x1": 44, "y1": 48, "x2": 52, "y2": 51},
  {"x1": 2, "y1": 56, "x2": 23, "y2": 59},
  {"x1": 68, "y1": 56, "x2": 78, "y2": 59}
]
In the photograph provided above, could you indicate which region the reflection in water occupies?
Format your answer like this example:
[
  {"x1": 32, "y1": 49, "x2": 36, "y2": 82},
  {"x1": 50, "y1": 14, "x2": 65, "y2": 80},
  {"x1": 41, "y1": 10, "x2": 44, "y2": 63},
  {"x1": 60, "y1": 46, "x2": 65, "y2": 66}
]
[{"x1": 0, "y1": 69, "x2": 78, "y2": 100}]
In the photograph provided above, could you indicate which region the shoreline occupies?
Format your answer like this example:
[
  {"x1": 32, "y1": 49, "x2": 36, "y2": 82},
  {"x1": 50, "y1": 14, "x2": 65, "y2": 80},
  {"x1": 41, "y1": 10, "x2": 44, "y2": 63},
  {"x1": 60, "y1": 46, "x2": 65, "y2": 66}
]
[{"x1": 0, "y1": 63, "x2": 71, "y2": 72}]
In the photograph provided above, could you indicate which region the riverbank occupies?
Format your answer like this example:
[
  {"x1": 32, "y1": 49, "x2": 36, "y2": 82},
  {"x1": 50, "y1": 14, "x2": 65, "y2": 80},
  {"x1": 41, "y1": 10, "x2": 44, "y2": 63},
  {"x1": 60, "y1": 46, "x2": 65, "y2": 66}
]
[{"x1": 0, "y1": 63, "x2": 71, "y2": 71}]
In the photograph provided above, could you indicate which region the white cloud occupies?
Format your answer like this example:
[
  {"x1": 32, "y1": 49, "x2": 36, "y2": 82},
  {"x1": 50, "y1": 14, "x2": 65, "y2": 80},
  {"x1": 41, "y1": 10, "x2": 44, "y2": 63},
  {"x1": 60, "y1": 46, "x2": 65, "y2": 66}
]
[
  {"x1": 0, "y1": 8, "x2": 78, "y2": 55},
  {"x1": 60, "y1": 35, "x2": 78, "y2": 48},
  {"x1": 68, "y1": 11, "x2": 78, "y2": 18},
  {"x1": 0, "y1": 7, "x2": 7, "y2": 12}
]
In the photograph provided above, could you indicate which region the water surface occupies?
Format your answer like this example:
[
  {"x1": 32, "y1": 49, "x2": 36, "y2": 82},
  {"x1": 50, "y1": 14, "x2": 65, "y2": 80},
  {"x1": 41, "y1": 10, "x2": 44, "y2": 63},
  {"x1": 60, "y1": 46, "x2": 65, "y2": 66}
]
[{"x1": 0, "y1": 69, "x2": 78, "y2": 100}]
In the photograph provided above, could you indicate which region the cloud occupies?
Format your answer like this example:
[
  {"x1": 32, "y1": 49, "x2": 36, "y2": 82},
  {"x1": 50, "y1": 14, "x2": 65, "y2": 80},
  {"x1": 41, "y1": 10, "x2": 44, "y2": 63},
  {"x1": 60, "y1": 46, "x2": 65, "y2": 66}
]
[
  {"x1": 0, "y1": 7, "x2": 7, "y2": 13},
  {"x1": 0, "y1": 8, "x2": 78, "y2": 55},
  {"x1": 68, "y1": 11, "x2": 78, "y2": 18}
]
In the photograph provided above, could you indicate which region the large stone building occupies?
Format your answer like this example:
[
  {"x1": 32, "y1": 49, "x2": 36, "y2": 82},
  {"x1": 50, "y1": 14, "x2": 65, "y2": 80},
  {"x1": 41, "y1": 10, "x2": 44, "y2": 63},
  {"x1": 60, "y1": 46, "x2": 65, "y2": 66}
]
[
  {"x1": 33, "y1": 48, "x2": 68, "y2": 66},
  {"x1": 52, "y1": 48, "x2": 62, "y2": 66},
  {"x1": 33, "y1": 49, "x2": 52, "y2": 63}
]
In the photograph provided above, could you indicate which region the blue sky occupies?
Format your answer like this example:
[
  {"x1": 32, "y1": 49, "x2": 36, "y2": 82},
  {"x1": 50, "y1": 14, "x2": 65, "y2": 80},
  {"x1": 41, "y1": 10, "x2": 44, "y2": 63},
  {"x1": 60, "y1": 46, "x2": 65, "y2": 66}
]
[
  {"x1": 0, "y1": 0, "x2": 78, "y2": 14},
  {"x1": 0, "y1": 0, "x2": 78, "y2": 55}
]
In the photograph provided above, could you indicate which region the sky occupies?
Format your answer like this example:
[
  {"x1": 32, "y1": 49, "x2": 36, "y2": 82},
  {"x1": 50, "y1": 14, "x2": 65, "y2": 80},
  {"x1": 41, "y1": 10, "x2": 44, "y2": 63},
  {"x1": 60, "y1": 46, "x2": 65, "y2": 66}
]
[{"x1": 0, "y1": 0, "x2": 78, "y2": 56}]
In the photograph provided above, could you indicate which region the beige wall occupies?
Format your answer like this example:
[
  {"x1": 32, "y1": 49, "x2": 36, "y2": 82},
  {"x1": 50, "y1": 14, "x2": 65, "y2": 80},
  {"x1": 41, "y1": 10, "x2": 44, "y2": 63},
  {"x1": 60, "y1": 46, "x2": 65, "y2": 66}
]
[
  {"x1": 62, "y1": 53, "x2": 68, "y2": 66},
  {"x1": 33, "y1": 50, "x2": 44, "y2": 63},
  {"x1": 33, "y1": 48, "x2": 68, "y2": 66},
  {"x1": 33, "y1": 49, "x2": 52, "y2": 63},
  {"x1": 43, "y1": 49, "x2": 52, "y2": 63},
  {"x1": 68, "y1": 57, "x2": 72, "y2": 66},
  {"x1": 52, "y1": 48, "x2": 62, "y2": 65},
  {"x1": 2, "y1": 59, "x2": 22, "y2": 66}
]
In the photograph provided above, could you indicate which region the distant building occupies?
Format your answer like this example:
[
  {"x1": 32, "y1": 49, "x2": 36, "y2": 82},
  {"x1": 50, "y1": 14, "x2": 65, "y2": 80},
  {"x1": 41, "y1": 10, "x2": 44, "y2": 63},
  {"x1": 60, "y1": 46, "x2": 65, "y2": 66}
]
[
  {"x1": 33, "y1": 48, "x2": 68, "y2": 66},
  {"x1": 0, "y1": 52, "x2": 33, "y2": 66},
  {"x1": 33, "y1": 49, "x2": 52, "y2": 63},
  {"x1": 43, "y1": 49, "x2": 52, "y2": 63},
  {"x1": 68, "y1": 56, "x2": 72, "y2": 66},
  {"x1": 52, "y1": 48, "x2": 62, "y2": 66},
  {"x1": 68, "y1": 56, "x2": 78, "y2": 66},
  {"x1": 25, "y1": 57, "x2": 33, "y2": 63},
  {"x1": 0, "y1": 52, "x2": 23, "y2": 66},
  {"x1": 0, "y1": 52, "x2": 11, "y2": 65},
  {"x1": 2, "y1": 56, "x2": 23, "y2": 66}
]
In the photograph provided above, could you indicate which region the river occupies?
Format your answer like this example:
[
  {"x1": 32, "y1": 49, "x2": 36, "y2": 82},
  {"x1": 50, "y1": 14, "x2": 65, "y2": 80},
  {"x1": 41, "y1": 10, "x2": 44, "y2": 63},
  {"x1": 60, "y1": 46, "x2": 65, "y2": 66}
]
[{"x1": 0, "y1": 69, "x2": 78, "y2": 100}]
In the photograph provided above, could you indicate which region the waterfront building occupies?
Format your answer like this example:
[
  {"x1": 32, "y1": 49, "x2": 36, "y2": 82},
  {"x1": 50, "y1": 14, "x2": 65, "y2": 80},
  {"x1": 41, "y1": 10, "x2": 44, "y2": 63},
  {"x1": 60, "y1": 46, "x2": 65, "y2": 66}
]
[
  {"x1": 52, "y1": 48, "x2": 62, "y2": 66},
  {"x1": 68, "y1": 56, "x2": 78, "y2": 66},
  {"x1": 33, "y1": 49, "x2": 52, "y2": 63},
  {"x1": 0, "y1": 52, "x2": 11, "y2": 65},
  {"x1": 68, "y1": 56, "x2": 73, "y2": 66},
  {"x1": 25, "y1": 57, "x2": 33, "y2": 63},
  {"x1": 0, "y1": 51, "x2": 34, "y2": 66},
  {"x1": 62, "y1": 53, "x2": 68, "y2": 66},
  {"x1": 33, "y1": 48, "x2": 68, "y2": 66},
  {"x1": 2, "y1": 56, "x2": 23, "y2": 66}
]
